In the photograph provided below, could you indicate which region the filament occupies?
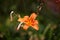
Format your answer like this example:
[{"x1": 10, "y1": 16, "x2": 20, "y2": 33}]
[{"x1": 17, "y1": 22, "x2": 23, "y2": 30}]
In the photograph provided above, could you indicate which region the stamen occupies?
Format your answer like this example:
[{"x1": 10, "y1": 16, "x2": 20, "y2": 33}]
[
  {"x1": 39, "y1": 7, "x2": 42, "y2": 11},
  {"x1": 17, "y1": 14, "x2": 21, "y2": 18},
  {"x1": 10, "y1": 11, "x2": 21, "y2": 21},
  {"x1": 17, "y1": 22, "x2": 23, "y2": 30},
  {"x1": 37, "y1": 3, "x2": 43, "y2": 14},
  {"x1": 10, "y1": 11, "x2": 14, "y2": 21}
]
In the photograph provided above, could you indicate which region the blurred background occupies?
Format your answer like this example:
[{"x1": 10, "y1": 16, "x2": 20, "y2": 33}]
[{"x1": 0, "y1": 0, "x2": 60, "y2": 40}]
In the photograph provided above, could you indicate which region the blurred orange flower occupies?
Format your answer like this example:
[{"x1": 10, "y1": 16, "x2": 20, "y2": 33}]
[{"x1": 17, "y1": 13, "x2": 39, "y2": 30}]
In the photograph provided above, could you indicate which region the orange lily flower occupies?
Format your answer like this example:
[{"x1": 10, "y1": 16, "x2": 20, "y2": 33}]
[{"x1": 17, "y1": 13, "x2": 39, "y2": 30}]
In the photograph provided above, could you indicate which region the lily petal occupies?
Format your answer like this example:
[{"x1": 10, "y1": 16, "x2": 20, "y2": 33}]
[
  {"x1": 34, "y1": 20, "x2": 38, "y2": 25},
  {"x1": 30, "y1": 13, "x2": 37, "y2": 20},
  {"x1": 23, "y1": 25, "x2": 29, "y2": 30},
  {"x1": 18, "y1": 18, "x2": 24, "y2": 22},
  {"x1": 23, "y1": 16, "x2": 29, "y2": 21},
  {"x1": 32, "y1": 25, "x2": 39, "y2": 30},
  {"x1": 18, "y1": 16, "x2": 29, "y2": 22}
]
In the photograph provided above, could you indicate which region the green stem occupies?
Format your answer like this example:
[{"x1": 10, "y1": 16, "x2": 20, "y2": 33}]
[
  {"x1": 48, "y1": 28, "x2": 53, "y2": 40},
  {"x1": 40, "y1": 24, "x2": 51, "y2": 40},
  {"x1": 43, "y1": 24, "x2": 51, "y2": 35}
]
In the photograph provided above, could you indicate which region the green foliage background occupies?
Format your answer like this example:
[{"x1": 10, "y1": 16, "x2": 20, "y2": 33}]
[{"x1": 0, "y1": 0, "x2": 60, "y2": 40}]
